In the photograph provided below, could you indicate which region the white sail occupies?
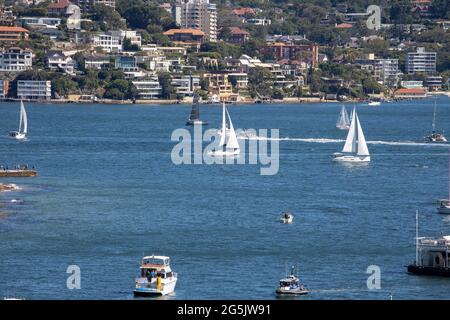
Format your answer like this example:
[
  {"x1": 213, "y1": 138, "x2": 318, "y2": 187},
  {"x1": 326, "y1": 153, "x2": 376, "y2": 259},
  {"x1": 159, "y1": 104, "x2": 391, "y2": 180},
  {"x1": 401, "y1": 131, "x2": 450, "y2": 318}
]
[
  {"x1": 225, "y1": 108, "x2": 240, "y2": 151},
  {"x1": 342, "y1": 108, "x2": 356, "y2": 153},
  {"x1": 20, "y1": 101, "x2": 27, "y2": 134},
  {"x1": 218, "y1": 102, "x2": 226, "y2": 147},
  {"x1": 355, "y1": 113, "x2": 369, "y2": 156},
  {"x1": 336, "y1": 105, "x2": 350, "y2": 128}
]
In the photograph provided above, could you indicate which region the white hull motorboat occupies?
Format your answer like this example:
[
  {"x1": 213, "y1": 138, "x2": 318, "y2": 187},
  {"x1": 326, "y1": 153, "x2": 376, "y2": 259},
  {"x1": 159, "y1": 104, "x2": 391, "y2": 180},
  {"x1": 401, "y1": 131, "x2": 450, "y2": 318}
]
[
  {"x1": 280, "y1": 213, "x2": 294, "y2": 224},
  {"x1": 134, "y1": 255, "x2": 177, "y2": 297}
]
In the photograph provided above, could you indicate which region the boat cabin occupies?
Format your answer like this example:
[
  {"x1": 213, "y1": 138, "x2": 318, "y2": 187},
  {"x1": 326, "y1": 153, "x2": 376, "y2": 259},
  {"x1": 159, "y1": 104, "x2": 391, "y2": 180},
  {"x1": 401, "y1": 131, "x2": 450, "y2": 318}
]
[
  {"x1": 139, "y1": 256, "x2": 173, "y2": 280},
  {"x1": 417, "y1": 236, "x2": 450, "y2": 268}
]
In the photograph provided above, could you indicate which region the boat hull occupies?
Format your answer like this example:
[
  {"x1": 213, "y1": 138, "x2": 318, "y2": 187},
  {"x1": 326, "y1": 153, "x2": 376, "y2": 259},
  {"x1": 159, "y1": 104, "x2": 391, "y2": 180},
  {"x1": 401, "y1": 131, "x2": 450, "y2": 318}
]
[
  {"x1": 9, "y1": 131, "x2": 26, "y2": 140},
  {"x1": 276, "y1": 289, "x2": 309, "y2": 296},
  {"x1": 186, "y1": 120, "x2": 208, "y2": 126},
  {"x1": 0, "y1": 170, "x2": 37, "y2": 177},
  {"x1": 134, "y1": 279, "x2": 177, "y2": 296},
  {"x1": 336, "y1": 125, "x2": 350, "y2": 130},
  {"x1": 207, "y1": 149, "x2": 240, "y2": 157},
  {"x1": 437, "y1": 206, "x2": 450, "y2": 214},
  {"x1": 407, "y1": 265, "x2": 450, "y2": 277},
  {"x1": 333, "y1": 155, "x2": 370, "y2": 163}
]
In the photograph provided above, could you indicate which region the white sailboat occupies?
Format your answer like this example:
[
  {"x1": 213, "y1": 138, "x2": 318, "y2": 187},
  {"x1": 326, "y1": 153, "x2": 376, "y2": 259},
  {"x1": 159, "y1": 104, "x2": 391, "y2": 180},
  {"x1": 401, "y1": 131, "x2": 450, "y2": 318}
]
[
  {"x1": 336, "y1": 105, "x2": 350, "y2": 130},
  {"x1": 333, "y1": 108, "x2": 370, "y2": 163},
  {"x1": 425, "y1": 101, "x2": 447, "y2": 143},
  {"x1": 9, "y1": 101, "x2": 27, "y2": 140},
  {"x1": 208, "y1": 102, "x2": 240, "y2": 157}
]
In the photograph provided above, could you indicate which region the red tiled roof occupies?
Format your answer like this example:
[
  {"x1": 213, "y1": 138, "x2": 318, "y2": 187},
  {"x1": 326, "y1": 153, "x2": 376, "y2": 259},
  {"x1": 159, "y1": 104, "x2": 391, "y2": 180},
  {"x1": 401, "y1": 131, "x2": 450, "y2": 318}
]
[
  {"x1": 395, "y1": 88, "x2": 426, "y2": 94},
  {"x1": 0, "y1": 26, "x2": 29, "y2": 32},
  {"x1": 233, "y1": 8, "x2": 256, "y2": 16},
  {"x1": 48, "y1": 0, "x2": 71, "y2": 9},
  {"x1": 164, "y1": 28, "x2": 205, "y2": 36},
  {"x1": 335, "y1": 23, "x2": 353, "y2": 29},
  {"x1": 229, "y1": 27, "x2": 249, "y2": 35}
]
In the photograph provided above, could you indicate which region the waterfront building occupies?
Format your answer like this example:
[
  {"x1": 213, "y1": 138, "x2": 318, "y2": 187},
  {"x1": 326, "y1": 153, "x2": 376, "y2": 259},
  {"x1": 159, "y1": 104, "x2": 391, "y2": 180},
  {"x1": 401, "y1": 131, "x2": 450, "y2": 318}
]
[
  {"x1": 393, "y1": 88, "x2": 427, "y2": 99},
  {"x1": 17, "y1": 80, "x2": 51, "y2": 100},
  {"x1": 406, "y1": 47, "x2": 436, "y2": 74},
  {"x1": 0, "y1": 47, "x2": 33, "y2": 72},
  {"x1": 203, "y1": 73, "x2": 233, "y2": 101},
  {"x1": 426, "y1": 76, "x2": 443, "y2": 91},
  {"x1": 132, "y1": 79, "x2": 162, "y2": 99},
  {"x1": 171, "y1": 75, "x2": 200, "y2": 97}
]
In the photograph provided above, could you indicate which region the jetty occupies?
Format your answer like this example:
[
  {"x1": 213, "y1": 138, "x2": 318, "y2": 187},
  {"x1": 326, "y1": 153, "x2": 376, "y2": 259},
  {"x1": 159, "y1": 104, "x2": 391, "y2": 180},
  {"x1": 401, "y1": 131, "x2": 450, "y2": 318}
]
[{"x1": 0, "y1": 169, "x2": 37, "y2": 177}]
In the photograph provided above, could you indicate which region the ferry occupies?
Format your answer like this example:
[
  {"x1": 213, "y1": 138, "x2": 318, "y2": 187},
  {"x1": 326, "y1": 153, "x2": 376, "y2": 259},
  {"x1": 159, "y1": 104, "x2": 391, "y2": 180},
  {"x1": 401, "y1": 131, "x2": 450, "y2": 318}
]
[
  {"x1": 407, "y1": 211, "x2": 450, "y2": 276},
  {"x1": 133, "y1": 255, "x2": 177, "y2": 296}
]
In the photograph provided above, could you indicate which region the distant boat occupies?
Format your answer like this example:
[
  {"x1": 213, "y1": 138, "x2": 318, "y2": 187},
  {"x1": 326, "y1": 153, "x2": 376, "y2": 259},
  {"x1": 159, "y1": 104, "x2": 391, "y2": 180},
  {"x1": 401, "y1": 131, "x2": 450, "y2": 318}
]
[
  {"x1": 368, "y1": 101, "x2": 381, "y2": 106},
  {"x1": 276, "y1": 266, "x2": 309, "y2": 296},
  {"x1": 425, "y1": 102, "x2": 447, "y2": 143},
  {"x1": 333, "y1": 108, "x2": 370, "y2": 163},
  {"x1": 280, "y1": 212, "x2": 294, "y2": 224},
  {"x1": 207, "y1": 102, "x2": 240, "y2": 157},
  {"x1": 186, "y1": 94, "x2": 207, "y2": 126},
  {"x1": 8, "y1": 101, "x2": 27, "y2": 140},
  {"x1": 336, "y1": 105, "x2": 350, "y2": 130}
]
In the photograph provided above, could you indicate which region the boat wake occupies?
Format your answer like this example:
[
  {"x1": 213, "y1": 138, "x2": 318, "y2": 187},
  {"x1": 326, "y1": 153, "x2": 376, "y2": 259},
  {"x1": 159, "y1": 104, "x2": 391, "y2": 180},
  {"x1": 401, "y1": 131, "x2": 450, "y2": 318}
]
[{"x1": 244, "y1": 135, "x2": 450, "y2": 147}]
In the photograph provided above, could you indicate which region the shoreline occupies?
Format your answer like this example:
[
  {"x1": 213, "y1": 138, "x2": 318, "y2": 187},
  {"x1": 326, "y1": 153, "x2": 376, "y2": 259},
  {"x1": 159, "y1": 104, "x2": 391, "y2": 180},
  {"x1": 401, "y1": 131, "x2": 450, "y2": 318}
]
[{"x1": 0, "y1": 92, "x2": 447, "y2": 105}]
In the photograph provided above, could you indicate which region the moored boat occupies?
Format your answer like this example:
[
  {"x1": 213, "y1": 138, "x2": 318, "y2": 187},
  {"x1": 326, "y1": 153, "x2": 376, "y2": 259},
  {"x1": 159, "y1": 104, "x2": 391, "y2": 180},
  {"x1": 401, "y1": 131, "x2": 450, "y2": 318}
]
[
  {"x1": 425, "y1": 102, "x2": 447, "y2": 143},
  {"x1": 280, "y1": 212, "x2": 294, "y2": 224},
  {"x1": 407, "y1": 211, "x2": 450, "y2": 277}
]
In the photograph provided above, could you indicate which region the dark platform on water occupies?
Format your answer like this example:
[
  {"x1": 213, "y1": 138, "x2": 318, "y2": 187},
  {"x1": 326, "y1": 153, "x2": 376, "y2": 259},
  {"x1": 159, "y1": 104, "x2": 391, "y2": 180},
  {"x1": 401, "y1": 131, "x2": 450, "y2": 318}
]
[
  {"x1": 0, "y1": 170, "x2": 37, "y2": 177},
  {"x1": 407, "y1": 264, "x2": 450, "y2": 277}
]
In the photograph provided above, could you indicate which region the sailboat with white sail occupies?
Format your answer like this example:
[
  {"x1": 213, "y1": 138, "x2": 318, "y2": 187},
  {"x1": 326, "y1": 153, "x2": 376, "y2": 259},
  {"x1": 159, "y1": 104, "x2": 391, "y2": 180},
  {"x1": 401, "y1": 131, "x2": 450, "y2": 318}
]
[
  {"x1": 336, "y1": 105, "x2": 350, "y2": 130},
  {"x1": 186, "y1": 93, "x2": 207, "y2": 126},
  {"x1": 207, "y1": 102, "x2": 240, "y2": 157},
  {"x1": 9, "y1": 100, "x2": 27, "y2": 140},
  {"x1": 333, "y1": 108, "x2": 370, "y2": 163},
  {"x1": 425, "y1": 101, "x2": 447, "y2": 143}
]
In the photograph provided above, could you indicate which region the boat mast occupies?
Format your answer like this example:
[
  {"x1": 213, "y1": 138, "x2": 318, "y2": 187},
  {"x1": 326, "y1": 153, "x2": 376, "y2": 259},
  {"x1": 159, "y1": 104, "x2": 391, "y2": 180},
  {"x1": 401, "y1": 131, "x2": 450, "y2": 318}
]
[
  {"x1": 416, "y1": 209, "x2": 419, "y2": 265},
  {"x1": 448, "y1": 148, "x2": 450, "y2": 201},
  {"x1": 432, "y1": 101, "x2": 436, "y2": 132}
]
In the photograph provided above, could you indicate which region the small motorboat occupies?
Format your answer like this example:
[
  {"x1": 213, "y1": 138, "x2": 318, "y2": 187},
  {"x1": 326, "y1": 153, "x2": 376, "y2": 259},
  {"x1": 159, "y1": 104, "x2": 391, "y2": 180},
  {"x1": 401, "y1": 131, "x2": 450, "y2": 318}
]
[
  {"x1": 276, "y1": 266, "x2": 309, "y2": 296},
  {"x1": 368, "y1": 101, "x2": 381, "y2": 106},
  {"x1": 280, "y1": 212, "x2": 294, "y2": 224}
]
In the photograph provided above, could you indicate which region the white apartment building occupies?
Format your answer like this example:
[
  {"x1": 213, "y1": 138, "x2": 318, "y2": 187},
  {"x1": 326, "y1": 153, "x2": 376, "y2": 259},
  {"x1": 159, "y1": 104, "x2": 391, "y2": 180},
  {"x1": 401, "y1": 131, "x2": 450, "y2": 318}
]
[
  {"x1": 171, "y1": 75, "x2": 200, "y2": 96},
  {"x1": 132, "y1": 79, "x2": 162, "y2": 99},
  {"x1": 20, "y1": 16, "x2": 61, "y2": 28},
  {"x1": 406, "y1": 47, "x2": 436, "y2": 74},
  {"x1": 17, "y1": 80, "x2": 51, "y2": 100},
  {"x1": 174, "y1": 0, "x2": 217, "y2": 42},
  {"x1": 72, "y1": 0, "x2": 115, "y2": 13},
  {"x1": 91, "y1": 30, "x2": 141, "y2": 53},
  {"x1": 0, "y1": 47, "x2": 33, "y2": 72},
  {"x1": 356, "y1": 54, "x2": 400, "y2": 86},
  {"x1": 46, "y1": 51, "x2": 77, "y2": 75}
]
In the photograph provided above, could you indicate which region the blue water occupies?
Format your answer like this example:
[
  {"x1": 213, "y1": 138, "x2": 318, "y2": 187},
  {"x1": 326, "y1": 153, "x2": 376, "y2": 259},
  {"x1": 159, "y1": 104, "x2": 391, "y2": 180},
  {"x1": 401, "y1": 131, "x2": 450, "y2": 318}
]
[{"x1": 1, "y1": 96, "x2": 450, "y2": 300}]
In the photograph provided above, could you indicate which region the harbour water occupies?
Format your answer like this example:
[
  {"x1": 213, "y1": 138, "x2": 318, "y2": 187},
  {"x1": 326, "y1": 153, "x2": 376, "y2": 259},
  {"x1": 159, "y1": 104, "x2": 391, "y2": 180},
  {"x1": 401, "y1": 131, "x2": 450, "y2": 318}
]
[{"x1": 1, "y1": 96, "x2": 450, "y2": 299}]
